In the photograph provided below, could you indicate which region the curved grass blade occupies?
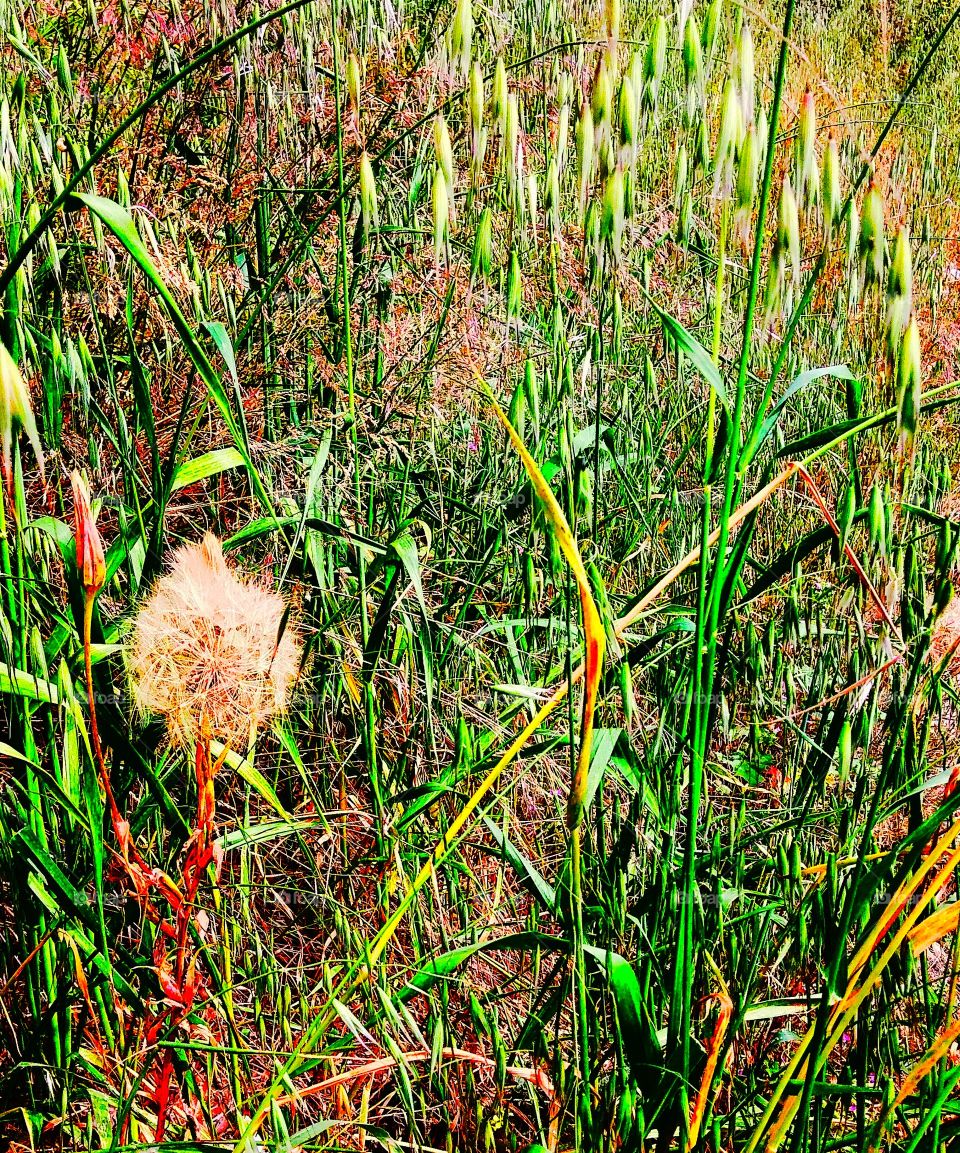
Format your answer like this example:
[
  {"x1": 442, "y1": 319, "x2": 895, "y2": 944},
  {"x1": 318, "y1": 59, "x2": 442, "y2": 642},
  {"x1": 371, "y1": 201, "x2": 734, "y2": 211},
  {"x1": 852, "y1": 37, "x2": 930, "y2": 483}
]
[
  {"x1": 474, "y1": 369, "x2": 605, "y2": 830},
  {"x1": 74, "y1": 194, "x2": 278, "y2": 525}
]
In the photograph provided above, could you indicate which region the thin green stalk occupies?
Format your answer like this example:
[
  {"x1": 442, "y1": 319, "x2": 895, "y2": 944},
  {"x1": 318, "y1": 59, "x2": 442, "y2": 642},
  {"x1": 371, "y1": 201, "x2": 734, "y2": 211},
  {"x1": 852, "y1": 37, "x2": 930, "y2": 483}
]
[
  {"x1": 592, "y1": 288, "x2": 607, "y2": 543},
  {"x1": 331, "y1": 1, "x2": 383, "y2": 845},
  {"x1": 564, "y1": 548, "x2": 592, "y2": 1147},
  {"x1": 673, "y1": 196, "x2": 729, "y2": 1128},
  {"x1": 570, "y1": 822, "x2": 591, "y2": 1146},
  {"x1": 0, "y1": 483, "x2": 17, "y2": 654}
]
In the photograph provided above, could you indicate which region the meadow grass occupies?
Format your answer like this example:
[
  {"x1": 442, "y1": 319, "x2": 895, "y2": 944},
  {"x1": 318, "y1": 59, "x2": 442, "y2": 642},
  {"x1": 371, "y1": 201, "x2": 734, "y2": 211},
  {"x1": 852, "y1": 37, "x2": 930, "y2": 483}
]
[{"x1": 3, "y1": 0, "x2": 960, "y2": 1149}]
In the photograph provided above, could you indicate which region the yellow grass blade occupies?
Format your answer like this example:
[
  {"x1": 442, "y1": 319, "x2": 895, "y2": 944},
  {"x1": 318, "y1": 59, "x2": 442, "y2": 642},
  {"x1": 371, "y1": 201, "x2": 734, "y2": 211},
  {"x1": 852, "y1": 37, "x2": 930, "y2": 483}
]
[
  {"x1": 687, "y1": 956, "x2": 732, "y2": 1151},
  {"x1": 475, "y1": 369, "x2": 605, "y2": 829},
  {"x1": 750, "y1": 815, "x2": 960, "y2": 1152},
  {"x1": 908, "y1": 899, "x2": 960, "y2": 956}
]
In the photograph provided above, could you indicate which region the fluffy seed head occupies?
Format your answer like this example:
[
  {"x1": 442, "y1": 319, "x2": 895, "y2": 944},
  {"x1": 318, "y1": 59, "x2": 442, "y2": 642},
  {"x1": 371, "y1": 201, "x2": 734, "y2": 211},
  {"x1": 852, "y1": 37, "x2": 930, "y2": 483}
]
[{"x1": 129, "y1": 534, "x2": 300, "y2": 752}]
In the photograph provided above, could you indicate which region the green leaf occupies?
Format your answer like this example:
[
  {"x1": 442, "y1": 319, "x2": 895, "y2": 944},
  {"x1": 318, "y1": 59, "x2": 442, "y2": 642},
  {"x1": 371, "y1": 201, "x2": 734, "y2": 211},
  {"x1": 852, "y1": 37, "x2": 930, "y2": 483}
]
[
  {"x1": 202, "y1": 320, "x2": 248, "y2": 445},
  {"x1": 741, "y1": 364, "x2": 855, "y2": 468},
  {"x1": 0, "y1": 664, "x2": 60, "y2": 706},
  {"x1": 640, "y1": 285, "x2": 728, "y2": 409},
  {"x1": 171, "y1": 447, "x2": 246, "y2": 492},
  {"x1": 389, "y1": 527, "x2": 430, "y2": 622},
  {"x1": 211, "y1": 739, "x2": 291, "y2": 819},
  {"x1": 74, "y1": 194, "x2": 276, "y2": 523},
  {"x1": 584, "y1": 943, "x2": 661, "y2": 1076},
  {"x1": 220, "y1": 818, "x2": 322, "y2": 851},
  {"x1": 583, "y1": 727, "x2": 622, "y2": 814},
  {"x1": 398, "y1": 932, "x2": 559, "y2": 1003},
  {"x1": 484, "y1": 817, "x2": 557, "y2": 911}
]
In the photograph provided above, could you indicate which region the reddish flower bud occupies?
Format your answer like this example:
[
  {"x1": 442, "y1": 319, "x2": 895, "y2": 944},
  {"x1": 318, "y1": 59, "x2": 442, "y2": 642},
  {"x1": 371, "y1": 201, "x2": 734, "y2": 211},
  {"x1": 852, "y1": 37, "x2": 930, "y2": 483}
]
[{"x1": 71, "y1": 470, "x2": 106, "y2": 596}]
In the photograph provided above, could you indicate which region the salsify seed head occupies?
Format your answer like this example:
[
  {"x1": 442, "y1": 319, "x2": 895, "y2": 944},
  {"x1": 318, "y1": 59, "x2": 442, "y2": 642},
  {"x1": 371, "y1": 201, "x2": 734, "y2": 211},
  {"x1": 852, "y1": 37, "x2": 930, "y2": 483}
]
[{"x1": 128, "y1": 534, "x2": 300, "y2": 752}]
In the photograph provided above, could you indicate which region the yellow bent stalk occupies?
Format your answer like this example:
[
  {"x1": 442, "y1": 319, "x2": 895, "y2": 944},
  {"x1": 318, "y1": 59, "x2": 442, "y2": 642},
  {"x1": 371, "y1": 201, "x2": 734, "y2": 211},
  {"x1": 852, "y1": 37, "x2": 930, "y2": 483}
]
[{"x1": 474, "y1": 368, "x2": 605, "y2": 829}]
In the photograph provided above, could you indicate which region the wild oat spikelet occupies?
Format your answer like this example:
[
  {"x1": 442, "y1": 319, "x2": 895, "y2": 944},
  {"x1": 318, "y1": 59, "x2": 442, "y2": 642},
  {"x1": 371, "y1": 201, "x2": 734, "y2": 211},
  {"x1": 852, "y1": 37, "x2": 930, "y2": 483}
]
[{"x1": 129, "y1": 534, "x2": 300, "y2": 752}]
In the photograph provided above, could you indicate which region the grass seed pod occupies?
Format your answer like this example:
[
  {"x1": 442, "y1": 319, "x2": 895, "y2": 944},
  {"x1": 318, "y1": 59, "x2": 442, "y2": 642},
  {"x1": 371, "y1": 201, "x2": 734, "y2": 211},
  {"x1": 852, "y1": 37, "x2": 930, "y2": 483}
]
[
  {"x1": 0, "y1": 340, "x2": 43, "y2": 486},
  {"x1": 619, "y1": 75, "x2": 636, "y2": 149},
  {"x1": 469, "y1": 60, "x2": 484, "y2": 158},
  {"x1": 493, "y1": 57, "x2": 508, "y2": 137},
  {"x1": 713, "y1": 77, "x2": 740, "y2": 199},
  {"x1": 677, "y1": 189, "x2": 692, "y2": 247},
  {"x1": 506, "y1": 247, "x2": 522, "y2": 320},
  {"x1": 859, "y1": 178, "x2": 886, "y2": 287},
  {"x1": 601, "y1": 164, "x2": 626, "y2": 263},
  {"x1": 56, "y1": 41, "x2": 73, "y2": 100},
  {"x1": 778, "y1": 175, "x2": 801, "y2": 283},
  {"x1": 701, "y1": 0, "x2": 723, "y2": 64},
  {"x1": 764, "y1": 240, "x2": 786, "y2": 322},
  {"x1": 470, "y1": 125, "x2": 488, "y2": 188},
  {"x1": 795, "y1": 88, "x2": 817, "y2": 209},
  {"x1": 644, "y1": 15, "x2": 668, "y2": 113},
  {"x1": 592, "y1": 54, "x2": 613, "y2": 139},
  {"x1": 450, "y1": 0, "x2": 472, "y2": 78},
  {"x1": 821, "y1": 134, "x2": 841, "y2": 247},
  {"x1": 504, "y1": 92, "x2": 521, "y2": 194},
  {"x1": 576, "y1": 100, "x2": 595, "y2": 215},
  {"x1": 896, "y1": 316, "x2": 922, "y2": 459},
  {"x1": 735, "y1": 123, "x2": 758, "y2": 243},
  {"x1": 358, "y1": 151, "x2": 379, "y2": 244},
  {"x1": 346, "y1": 51, "x2": 361, "y2": 118},
  {"x1": 683, "y1": 12, "x2": 704, "y2": 126},
  {"x1": 605, "y1": 0, "x2": 620, "y2": 45},
  {"x1": 432, "y1": 165, "x2": 449, "y2": 259},
  {"x1": 471, "y1": 205, "x2": 493, "y2": 282},
  {"x1": 434, "y1": 114, "x2": 454, "y2": 187},
  {"x1": 886, "y1": 225, "x2": 913, "y2": 357},
  {"x1": 737, "y1": 19, "x2": 754, "y2": 126},
  {"x1": 868, "y1": 482, "x2": 886, "y2": 552},
  {"x1": 556, "y1": 99, "x2": 570, "y2": 168}
]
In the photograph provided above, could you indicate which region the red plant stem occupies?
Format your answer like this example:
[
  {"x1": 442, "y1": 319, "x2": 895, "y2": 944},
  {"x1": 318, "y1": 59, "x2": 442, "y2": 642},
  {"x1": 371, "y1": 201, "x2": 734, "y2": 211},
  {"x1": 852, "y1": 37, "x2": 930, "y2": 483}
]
[
  {"x1": 83, "y1": 594, "x2": 133, "y2": 848},
  {"x1": 157, "y1": 732, "x2": 216, "y2": 1138}
]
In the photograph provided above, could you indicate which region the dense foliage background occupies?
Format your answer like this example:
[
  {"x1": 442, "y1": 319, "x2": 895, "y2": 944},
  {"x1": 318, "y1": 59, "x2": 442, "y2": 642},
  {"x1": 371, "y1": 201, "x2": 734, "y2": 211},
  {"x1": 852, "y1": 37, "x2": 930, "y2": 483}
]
[{"x1": 3, "y1": 0, "x2": 960, "y2": 1148}]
